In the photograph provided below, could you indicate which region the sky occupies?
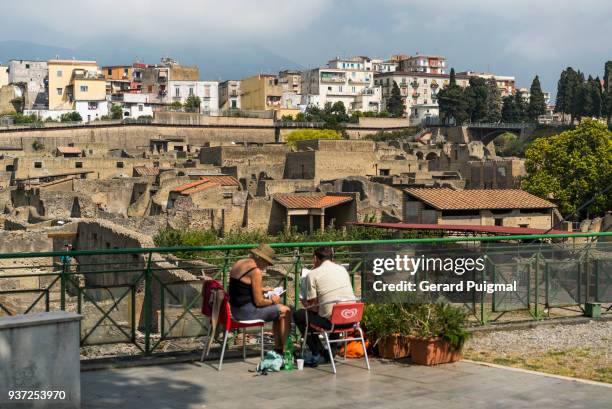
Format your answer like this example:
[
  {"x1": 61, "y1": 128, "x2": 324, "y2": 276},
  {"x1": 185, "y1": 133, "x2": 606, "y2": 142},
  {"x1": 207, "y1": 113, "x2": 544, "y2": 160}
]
[{"x1": 1, "y1": 0, "x2": 611, "y2": 94}]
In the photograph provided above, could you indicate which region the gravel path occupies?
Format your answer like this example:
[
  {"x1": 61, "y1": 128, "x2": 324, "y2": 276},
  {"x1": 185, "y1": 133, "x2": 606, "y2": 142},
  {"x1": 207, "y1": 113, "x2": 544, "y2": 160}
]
[{"x1": 466, "y1": 320, "x2": 612, "y2": 353}]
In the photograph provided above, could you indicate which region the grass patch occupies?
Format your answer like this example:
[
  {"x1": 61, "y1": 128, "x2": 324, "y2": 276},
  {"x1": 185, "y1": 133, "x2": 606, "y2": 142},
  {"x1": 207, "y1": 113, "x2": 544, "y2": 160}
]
[{"x1": 465, "y1": 346, "x2": 611, "y2": 384}]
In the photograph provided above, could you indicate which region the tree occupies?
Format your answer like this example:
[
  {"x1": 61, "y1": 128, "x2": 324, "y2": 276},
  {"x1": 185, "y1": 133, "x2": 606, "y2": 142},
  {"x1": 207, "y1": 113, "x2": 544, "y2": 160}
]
[
  {"x1": 588, "y1": 76, "x2": 602, "y2": 118},
  {"x1": 387, "y1": 81, "x2": 405, "y2": 118},
  {"x1": 464, "y1": 77, "x2": 488, "y2": 122},
  {"x1": 602, "y1": 61, "x2": 612, "y2": 123},
  {"x1": 522, "y1": 119, "x2": 612, "y2": 218},
  {"x1": 184, "y1": 95, "x2": 202, "y2": 112},
  {"x1": 110, "y1": 104, "x2": 123, "y2": 120},
  {"x1": 514, "y1": 89, "x2": 527, "y2": 122},
  {"x1": 501, "y1": 95, "x2": 520, "y2": 122},
  {"x1": 527, "y1": 75, "x2": 546, "y2": 121},
  {"x1": 569, "y1": 70, "x2": 586, "y2": 122},
  {"x1": 484, "y1": 77, "x2": 502, "y2": 122},
  {"x1": 437, "y1": 68, "x2": 469, "y2": 125},
  {"x1": 170, "y1": 101, "x2": 183, "y2": 111}
]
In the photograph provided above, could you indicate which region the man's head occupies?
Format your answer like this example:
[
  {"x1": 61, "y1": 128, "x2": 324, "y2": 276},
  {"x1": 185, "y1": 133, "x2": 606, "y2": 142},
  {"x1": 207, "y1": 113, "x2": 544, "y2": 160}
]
[{"x1": 313, "y1": 246, "x2": 333, "y2": 268}]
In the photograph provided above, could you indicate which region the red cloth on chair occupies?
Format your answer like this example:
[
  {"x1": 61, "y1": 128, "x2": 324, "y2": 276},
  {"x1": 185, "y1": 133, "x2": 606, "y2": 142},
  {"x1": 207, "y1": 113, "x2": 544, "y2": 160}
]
[{"x1": 201, "y1": 279, "x2": 229, "y2": 328}]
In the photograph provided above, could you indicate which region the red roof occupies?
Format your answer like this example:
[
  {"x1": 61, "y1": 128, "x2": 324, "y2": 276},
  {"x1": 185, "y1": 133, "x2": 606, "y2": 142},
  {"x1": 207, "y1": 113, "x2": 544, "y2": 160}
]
[
  {"x1": 172, "y1": 179, "x2": 221, "y2": 195},
  {"x1": 350, "y1": 222, "x2": 567, "y2": 236},
  {"x1": 404, "y1": 188, "x2": 555, "y2": 210},
  {"x1": 200, "y1": 175, "x2": 240, "y2": 186},
  {"x1": 274, "y1": 194, "x2": 353, "y2": 209}
]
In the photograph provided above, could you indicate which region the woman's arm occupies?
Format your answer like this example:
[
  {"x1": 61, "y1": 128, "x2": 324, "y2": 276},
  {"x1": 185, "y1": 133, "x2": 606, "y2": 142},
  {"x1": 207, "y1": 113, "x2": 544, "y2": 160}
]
[{"x1": 250, "y1": 269, "x2": 275, "y2": 307}]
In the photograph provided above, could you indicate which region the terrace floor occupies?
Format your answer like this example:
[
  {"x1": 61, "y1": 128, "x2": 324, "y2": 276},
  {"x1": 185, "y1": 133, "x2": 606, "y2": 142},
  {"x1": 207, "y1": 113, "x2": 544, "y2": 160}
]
[{"x1": 81, "y1": 357, "x2": 612, "y2": 409}]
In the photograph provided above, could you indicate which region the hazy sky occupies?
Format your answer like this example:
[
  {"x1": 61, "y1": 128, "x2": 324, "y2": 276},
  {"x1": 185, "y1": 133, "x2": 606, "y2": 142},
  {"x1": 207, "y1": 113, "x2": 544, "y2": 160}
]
[{"x1": 1, "y1": 0, "x2": 611, "y2": 92}]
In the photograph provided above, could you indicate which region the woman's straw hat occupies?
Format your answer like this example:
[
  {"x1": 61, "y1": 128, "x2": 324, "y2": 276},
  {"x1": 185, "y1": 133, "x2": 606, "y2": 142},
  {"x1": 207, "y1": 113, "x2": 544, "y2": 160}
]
[{"x1": 249, "y1": 243, "x2": 276, "y2": 265}]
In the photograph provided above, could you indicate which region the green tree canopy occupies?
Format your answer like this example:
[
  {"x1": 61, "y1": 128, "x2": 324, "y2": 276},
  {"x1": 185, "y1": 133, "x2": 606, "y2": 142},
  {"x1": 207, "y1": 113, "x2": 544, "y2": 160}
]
[
  {"x1": 604, "y1": 61, "x2": 612, "y2": 123},
  {"x1": 522, "y1": 119, "x2": 612, "y2": 217},
  {"x1": 437, "y1": 68, "x2": 469, "y2": 125},
  {"x1": 527, "y1": 75, "x2": 546, "y2": 121},
  {"x1": 484, "y1": 77, "x2": 502, "y2": 122},
  {"x1": 387, "y1": 81, "x2": 405, "y2": 118},
  {"x1": 60, "y1": 112, "x2": 83, "y2": 122},
  {"x1": 464, "y1": 77, "x2": 488, "y2": 122},
  {"x1": 184, "y1": 95, "x2": 202, "y2": 112},
  {"x1": 501, "y1": 95, "x2": 520, "y2": 122}
]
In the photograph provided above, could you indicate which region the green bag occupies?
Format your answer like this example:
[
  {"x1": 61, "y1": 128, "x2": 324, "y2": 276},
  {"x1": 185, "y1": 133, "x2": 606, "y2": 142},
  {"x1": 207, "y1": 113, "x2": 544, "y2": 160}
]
[{"x1": 256, "y1": 351, "x2": 284, "y2": 373}]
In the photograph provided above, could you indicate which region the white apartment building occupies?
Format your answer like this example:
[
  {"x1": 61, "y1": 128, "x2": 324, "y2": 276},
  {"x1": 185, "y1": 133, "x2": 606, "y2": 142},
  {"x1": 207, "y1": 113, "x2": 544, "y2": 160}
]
[
  {"x1": 301, "y1": 62, "x2": 382, "y2": 113},
  {"x1": 371, "y1": 58, "x2": 398, "y2": 74},
  {"x1": 375, "y1": 71, "x2": 471, "y2": 119},
  {"x1": 169, "y1": 80, "x2": 219, "y2": 116},
  {"x1": 112, "y1": 93, "x2": 154, "y2": 119}
]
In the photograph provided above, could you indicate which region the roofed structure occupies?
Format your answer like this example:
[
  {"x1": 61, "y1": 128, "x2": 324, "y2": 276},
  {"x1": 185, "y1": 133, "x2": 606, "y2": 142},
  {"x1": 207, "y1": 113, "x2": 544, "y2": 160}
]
[{"x1": 404, "y1": 188, "x2": 555, "y2": 210}]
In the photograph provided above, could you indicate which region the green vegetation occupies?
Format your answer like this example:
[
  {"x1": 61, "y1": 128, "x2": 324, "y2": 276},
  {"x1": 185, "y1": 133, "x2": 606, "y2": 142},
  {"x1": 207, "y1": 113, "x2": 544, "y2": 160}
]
[
  {"x1": 386, "y1": 81, "x2": 405, "y2": 118},
  {"x1": 110, "y1": 104, "x2": 123, "y2": 120},
  {"x1": 522, "y1": 119, "x2": 612, "y2": 217},
  {"x1": 362, "y1": 302, "x2": 470, "y2": 351},
  {"x1": 437, "y1": 68, "x2": 469, "y2": 125},
  {"x1": 284, "y1": 128, "x2": 341, "y2": 148},
  {"x1": 31, "y1": 140, "x2": 45, "y2": 151},
  {"x1": 60, "y1": 112, "x2": 82, "y2": 122},
  {"x1": 556, "y1": 63, "x2": 610, "y2": 123},
  {"x1": 527, "y1": 75, "x2": 547, "y2": 120},
  {"x1": 6, "y1": 113, "x2": 41, "y2": 124},
  {"x1": 170, "y1": 101, "x2": 183, "y2": 111},
  {"x1": 184, "y1": 95, "x2": 202, "y2": 112}
]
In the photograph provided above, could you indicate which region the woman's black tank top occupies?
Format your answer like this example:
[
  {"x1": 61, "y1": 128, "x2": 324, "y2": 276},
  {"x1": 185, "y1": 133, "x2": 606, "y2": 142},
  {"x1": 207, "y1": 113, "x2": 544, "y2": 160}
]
[{"x1": 229, "y1": 267, "x2": 256, "y2": 307}]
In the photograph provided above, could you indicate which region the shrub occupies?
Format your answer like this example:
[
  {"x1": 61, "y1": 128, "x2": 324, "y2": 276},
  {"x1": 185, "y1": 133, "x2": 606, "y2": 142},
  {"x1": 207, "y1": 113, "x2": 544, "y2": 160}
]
[{"x1": 284, "y1": 129, "x2": 341, "y2": 149}]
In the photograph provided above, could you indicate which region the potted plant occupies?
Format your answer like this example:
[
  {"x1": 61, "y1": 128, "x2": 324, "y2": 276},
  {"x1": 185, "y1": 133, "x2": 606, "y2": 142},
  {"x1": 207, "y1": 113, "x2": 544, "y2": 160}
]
[
  {"x1": 408, "y1": 303, "x2": 470, "y2": 365},
  {"x1": 362, "y1": 304, "x2": 411, "y2": 359}
]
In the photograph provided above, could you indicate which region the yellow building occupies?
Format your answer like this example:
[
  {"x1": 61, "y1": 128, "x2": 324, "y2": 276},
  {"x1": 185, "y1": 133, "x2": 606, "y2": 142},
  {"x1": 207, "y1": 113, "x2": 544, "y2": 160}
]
[
  {"x1": 240, "y1": 74, "x2": 282, "y2": 111},
  {"x1": 48, "y1": 60, "x2": 106, "y2": 110}
]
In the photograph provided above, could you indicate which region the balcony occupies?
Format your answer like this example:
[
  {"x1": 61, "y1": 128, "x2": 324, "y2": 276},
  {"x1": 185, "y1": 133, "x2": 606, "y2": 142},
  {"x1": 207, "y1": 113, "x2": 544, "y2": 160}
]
[{"x1": 411, "y1": 81, "x2": 419, "y2": 88}]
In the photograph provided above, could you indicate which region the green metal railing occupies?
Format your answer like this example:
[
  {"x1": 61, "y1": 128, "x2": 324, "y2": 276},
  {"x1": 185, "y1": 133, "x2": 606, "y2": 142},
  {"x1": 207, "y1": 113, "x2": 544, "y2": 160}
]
[{"x1": 0, "y1": 232, "x2": 610, "y2": 356}]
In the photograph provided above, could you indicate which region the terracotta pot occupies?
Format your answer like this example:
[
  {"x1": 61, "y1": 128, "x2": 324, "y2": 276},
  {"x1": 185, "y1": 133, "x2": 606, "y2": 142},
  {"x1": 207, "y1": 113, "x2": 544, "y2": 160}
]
[
  {"x1": 377, "y1": 334, "x2": 410, "y2": 359},
  {"x1": 409, "y1": 337, "x2": 461, "y2": 365}
]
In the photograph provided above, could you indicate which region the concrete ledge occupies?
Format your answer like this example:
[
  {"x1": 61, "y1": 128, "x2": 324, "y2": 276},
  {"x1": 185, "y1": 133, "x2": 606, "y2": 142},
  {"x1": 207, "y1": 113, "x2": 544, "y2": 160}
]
[{"x1": 0, "y1": 311, "x2": 82, "y2": 330}]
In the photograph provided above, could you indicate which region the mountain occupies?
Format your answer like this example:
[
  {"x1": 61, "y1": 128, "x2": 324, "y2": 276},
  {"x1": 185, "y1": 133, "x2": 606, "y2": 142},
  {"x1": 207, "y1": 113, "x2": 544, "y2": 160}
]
[{"x1": 0, "y1": 40, "x2": 304, "y2": 81}]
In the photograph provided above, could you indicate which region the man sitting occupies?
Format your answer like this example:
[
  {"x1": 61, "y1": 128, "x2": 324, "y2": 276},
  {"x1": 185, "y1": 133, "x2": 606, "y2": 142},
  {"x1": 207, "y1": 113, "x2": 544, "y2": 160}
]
[{"x1": 293, "y1": 246, "x2": 355, "y2": 367}]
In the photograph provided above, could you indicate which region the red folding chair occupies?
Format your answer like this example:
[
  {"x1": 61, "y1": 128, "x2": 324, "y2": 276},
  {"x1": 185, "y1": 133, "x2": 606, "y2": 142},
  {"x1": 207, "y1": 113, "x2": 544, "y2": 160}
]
[
  {"x1": 302, "y1": 301, "x2": 370, "y2": 374},
  {"x1": 200, "y1": 293, "x2": 265, "y2": 371}
]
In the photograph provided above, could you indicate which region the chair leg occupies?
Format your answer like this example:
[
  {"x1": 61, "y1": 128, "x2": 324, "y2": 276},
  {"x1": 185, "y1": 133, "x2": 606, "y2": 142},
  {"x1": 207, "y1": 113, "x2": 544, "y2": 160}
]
[
  {"x1": 301, "y1": 326, "x2": 308, "y2": 359},
  {"x1": 343, "y1": 332, "x2": 347, "y2": 361},
  {"x1": 323, "y1": 332, "x2": 336, "y2": 374},
  {"x1": 218, "y1": 330, "x2": 229, "y2": 372},
  {"x1": 242, "y1": 328, "x2": 247, "y2": 360},
  {"x1": 357, "y1": 326, "x2": 370, "y2": 371},
  {"x1": 201, "y1": 323, "x2": 214, "y2": 362},
  {"x1": 260, "y1": 325, "x2": 265, "y2": 361}
]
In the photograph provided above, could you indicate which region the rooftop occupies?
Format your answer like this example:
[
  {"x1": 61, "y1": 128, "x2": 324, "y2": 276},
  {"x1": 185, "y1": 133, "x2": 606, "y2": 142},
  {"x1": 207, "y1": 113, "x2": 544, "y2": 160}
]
[
  {"x1": 350, "y1": 222, "x2": 567, "y2": 236},
  {"x1": 404, "y1": 188, "x2": 556, "y2": 210},
  {"x1": 56, "y1": 146, "x2": 82, "y2": 154},
  {"x1": 274, "y1": 194, "x2": 353, "y2": 209},
  {"x1": 200, "y1": 175, "x2": 240, "y2": 187}
]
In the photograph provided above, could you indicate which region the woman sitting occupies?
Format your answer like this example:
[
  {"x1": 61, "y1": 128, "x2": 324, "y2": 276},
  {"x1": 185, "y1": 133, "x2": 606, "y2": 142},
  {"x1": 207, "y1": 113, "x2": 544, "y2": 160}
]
[{"x1": 229, "y1": 243, "x2": 291, "y2": 353}]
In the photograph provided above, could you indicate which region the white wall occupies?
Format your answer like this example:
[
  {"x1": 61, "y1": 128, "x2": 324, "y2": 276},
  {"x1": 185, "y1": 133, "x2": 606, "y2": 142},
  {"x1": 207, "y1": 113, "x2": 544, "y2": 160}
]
[
  {"x1": 168, "y1": 80, "x2": 219, "y2": 116},
  {"x1": 76, "y1": 100, "x2": 109, "y2": 122}
]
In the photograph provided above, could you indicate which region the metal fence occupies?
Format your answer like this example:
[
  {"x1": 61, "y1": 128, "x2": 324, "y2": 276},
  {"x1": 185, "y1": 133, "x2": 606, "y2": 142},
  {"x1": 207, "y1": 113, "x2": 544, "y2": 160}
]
[{"x1": 0, "y1": 232, "x2": 610, "y2": 356}]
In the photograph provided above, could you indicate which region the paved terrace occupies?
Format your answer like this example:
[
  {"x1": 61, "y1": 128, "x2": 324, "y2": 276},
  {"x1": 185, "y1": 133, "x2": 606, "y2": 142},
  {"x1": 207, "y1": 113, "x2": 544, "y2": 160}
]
[{"x1": 82, "y1": 358, "x2": 612, "y2": 409}]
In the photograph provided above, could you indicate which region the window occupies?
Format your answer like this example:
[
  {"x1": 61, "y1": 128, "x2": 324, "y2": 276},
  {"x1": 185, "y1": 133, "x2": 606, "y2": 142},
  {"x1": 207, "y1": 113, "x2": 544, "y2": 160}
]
[
  {"x1": 328, "y1": 86, "x2": 332, "y2": 91},
  {"x1": 56, "y1": 88, "x2": 63, "y2": 95},
  {"x1": 494, "y1": 218, "x2": 503, "y2": 226},
  {"x1": 175, "y1": 88, "x2": 180, "y2": 97},
  {"x1": 57, "y1": 70, "x2": 63, "y2": 77},
  {"x1": 379, "y1": 169, "x2": 390, "y2": 176},
  {"x1": 107, "y1": 68, "x2": 112, "y2": 75},
  {"x1": 338, "y1": 86, "x2": 343, "y2": 92},
  {"x1": 519, "y1": 224, "x2": 529, "y2": 228},
  {"x1": 189, "y1": 87, "x2": 194, "y2": 96},
  {"x1": 75, "y1": 162, "x2": 83, "y2": 168},
  {"x1": 116, "y1": 161, "x2": 124, "y2": 168},
  {"x1": 34, "y1": 161, "x2": 42, "y2": 168},
  {"x1": 424, "y1": 79, "x2": 427, "y2": 84},
  {"x1": 80, "y1": 85, "x2": 88, "y2": 92},
  {"x1": 138, "y1": 104, "x2": 143, "y2": 112},
  {"x1": 352, "y1": 86, "x2": 356, "y2": 93},
  {"x1": 231, "y1": 100, "x2": 237, "y2": 108}
]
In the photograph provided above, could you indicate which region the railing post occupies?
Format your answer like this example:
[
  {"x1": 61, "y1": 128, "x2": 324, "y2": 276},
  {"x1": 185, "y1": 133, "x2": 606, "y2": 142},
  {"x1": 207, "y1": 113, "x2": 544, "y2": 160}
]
[
  {"x1": 60, "y1": 256, "x2": 68, "y2": 311},
  {"x1": 534, "y1": 253, "x2": 539, "y2": 319},
  {"x1": 144, "y1": 252, "x2": 153, "y2": 356},
  {"x1": 221, "y1": 250, "x2": 230, "y2": 290},
  {"x1": 293, "y1": 249, "x2": 301, "y2": 308}
]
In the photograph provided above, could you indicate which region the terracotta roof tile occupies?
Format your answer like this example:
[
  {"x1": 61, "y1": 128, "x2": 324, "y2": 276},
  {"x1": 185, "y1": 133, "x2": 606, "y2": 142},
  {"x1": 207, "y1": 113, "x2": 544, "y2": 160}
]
[
  {"x1": 172, "y1": 180, "x2": 207, "y2": 193},
  {"x1": 274, "y1": 194, "x2": 353, "y2": 209},
  {"x1": 404, "y1": 188, "x2": 556, "y2": 210},
  {"x1": 133, "y1": 166, "x2": 160, "y2": 176},
  {"x1": 181, "y1": 182, "x2": 220, "y2": 195},
  {"x1": 200, "y1": 175, "x2": 240, "y2": 186}
]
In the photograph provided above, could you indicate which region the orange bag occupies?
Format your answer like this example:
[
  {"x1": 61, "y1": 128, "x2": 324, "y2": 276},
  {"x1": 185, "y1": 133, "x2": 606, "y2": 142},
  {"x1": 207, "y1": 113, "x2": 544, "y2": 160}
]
[{"x1": 338, "y1": 332, "x2": 370, "y2": 358}]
